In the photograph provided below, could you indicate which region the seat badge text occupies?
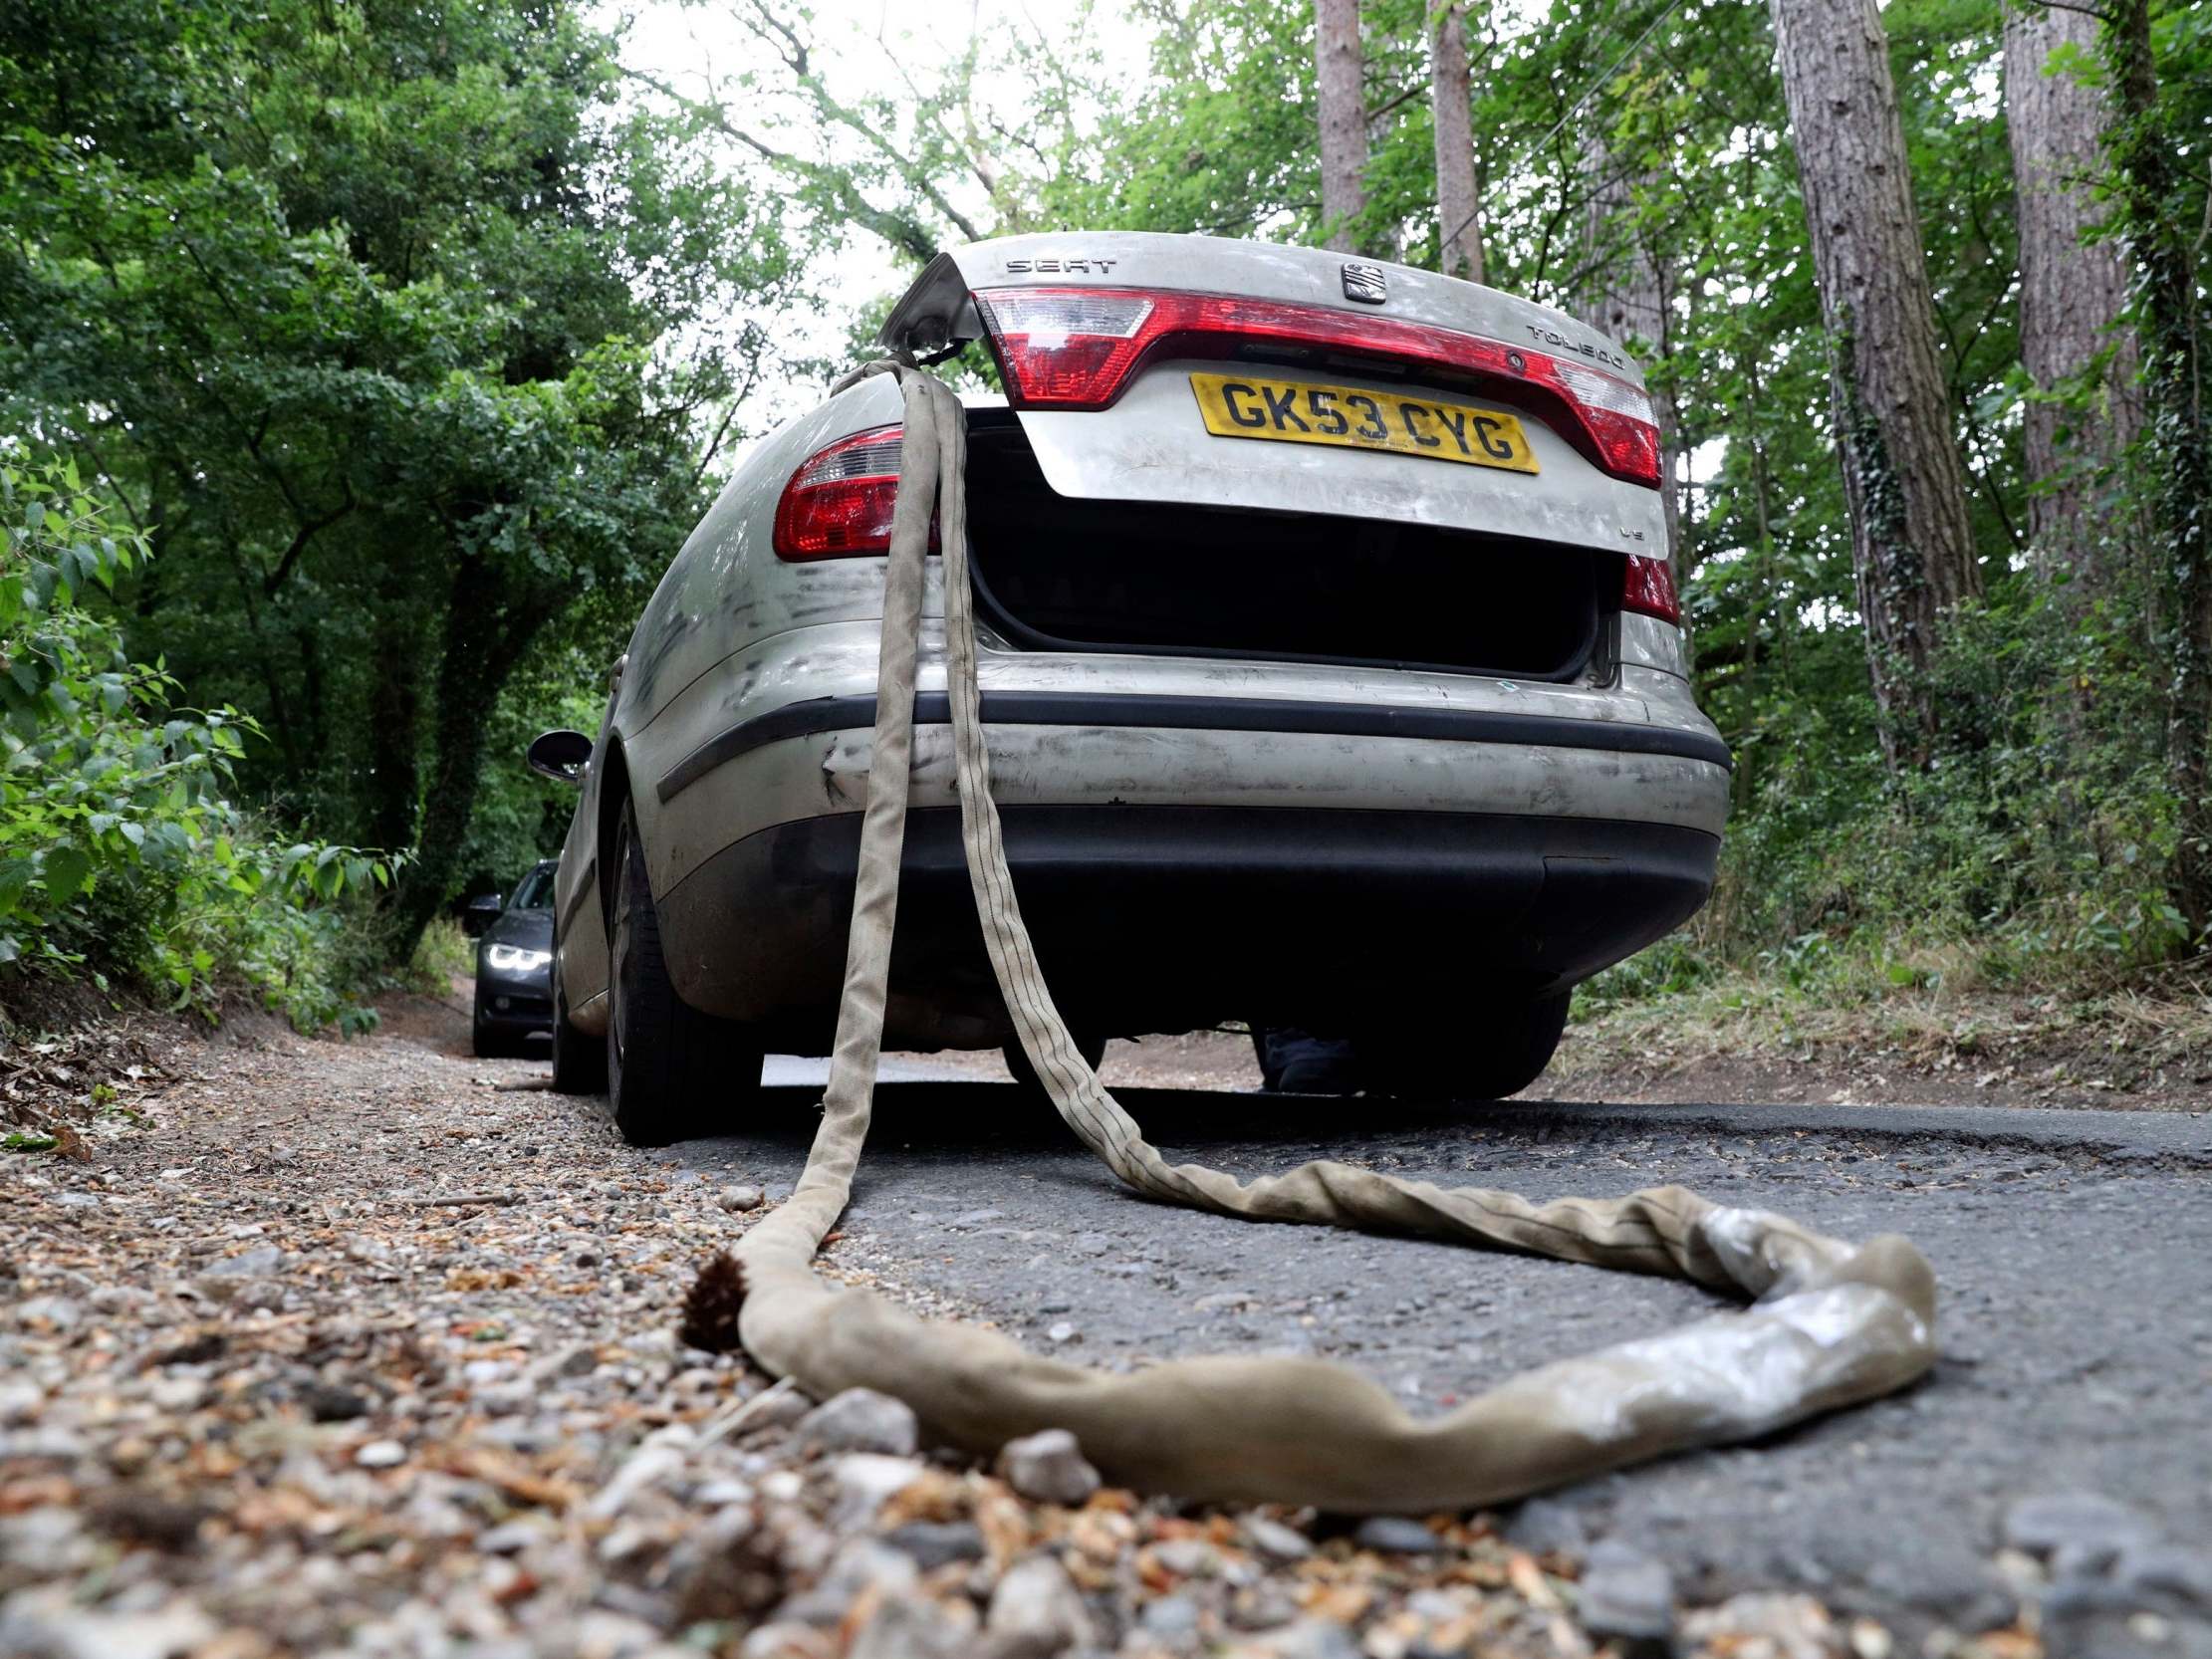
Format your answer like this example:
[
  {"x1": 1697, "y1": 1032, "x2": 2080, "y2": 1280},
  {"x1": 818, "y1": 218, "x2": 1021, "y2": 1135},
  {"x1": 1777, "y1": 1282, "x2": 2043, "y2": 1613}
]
[{"x1": 1004, "y1": 257, "x2": 1119, "y2": 274}]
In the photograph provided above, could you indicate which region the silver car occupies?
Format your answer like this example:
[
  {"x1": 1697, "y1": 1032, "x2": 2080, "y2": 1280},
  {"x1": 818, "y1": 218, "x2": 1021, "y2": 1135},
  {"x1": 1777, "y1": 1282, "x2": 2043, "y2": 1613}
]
[{"x1": 534, "y1": 233, "x2": 1729, "y2": 1143}]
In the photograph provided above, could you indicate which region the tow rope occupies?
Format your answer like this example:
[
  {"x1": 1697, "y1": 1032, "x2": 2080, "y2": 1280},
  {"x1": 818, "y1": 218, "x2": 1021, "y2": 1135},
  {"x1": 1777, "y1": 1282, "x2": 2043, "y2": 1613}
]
[{"x1": 729, "y1": 359, "x2": 1936, "y2": 1512}]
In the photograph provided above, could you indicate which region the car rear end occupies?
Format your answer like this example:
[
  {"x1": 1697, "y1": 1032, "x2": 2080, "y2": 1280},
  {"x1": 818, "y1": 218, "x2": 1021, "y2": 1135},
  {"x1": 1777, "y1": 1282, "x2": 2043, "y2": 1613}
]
[{"x1": 631, "y1": 233, "x2": 1727, "y2": 1057}]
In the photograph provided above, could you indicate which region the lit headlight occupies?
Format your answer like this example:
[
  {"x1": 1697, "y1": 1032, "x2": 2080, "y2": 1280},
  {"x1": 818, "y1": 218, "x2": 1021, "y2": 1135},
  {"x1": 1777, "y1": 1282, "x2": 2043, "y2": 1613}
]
[{"x1": 485, "y1": 944, "x2": 552, "y2": 974}]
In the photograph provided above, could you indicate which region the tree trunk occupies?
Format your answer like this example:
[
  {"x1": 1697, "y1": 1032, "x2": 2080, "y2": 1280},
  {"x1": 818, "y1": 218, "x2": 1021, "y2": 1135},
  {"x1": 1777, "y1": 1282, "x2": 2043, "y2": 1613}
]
[
  {"x1": 1770, "y1": 0, "x2": 1982, "y2": 766},
  {"x1": 389, "y1": 559, "x2": 554, "y2": 958},
  {"x1": 367, "y1": 599, "x2": 423, "y2": 858},
  {"x1": 2004, "y1": 1, "x2": 2139, "y2": 581},
  {"x1": 1313, "y1": 0, "x2": 1366, "y2": 253},
  {"x1": 2101, "y1": 0, "x2": 2212, "y2": 933},
  {"x1": 1431, "y1": 3, "x2": 1483, "y2": 283},
  {"x1": 1577, "y1": 139, "x2": 1683, "y2": 588}
]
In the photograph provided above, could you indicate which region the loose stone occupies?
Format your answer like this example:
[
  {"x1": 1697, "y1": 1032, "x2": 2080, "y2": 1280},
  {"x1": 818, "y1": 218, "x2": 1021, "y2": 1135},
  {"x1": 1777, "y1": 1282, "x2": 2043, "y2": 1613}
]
[
  {"x1": 1576, "y1": 1539, "x2": 1675, "y2": 1643},
  {"x1": 881, "y1": 1519, "x2": 989, "y2": 1571},
  {"x1": 1352, "y1": 1516, "x2": 1442, "y2": 1554},
  {"x1": 1243, "y1": 1517, "x2": 1315, "y2": 1562},
  {"x1": 794, "y1": 1388, "x2": 918, "y2": 1457},
  {"x1": 354, "y1": 1439, "x2": 406, "y2": 1469},
  {"x1": 995, "y1": 1428, "x2": 1102, "y2": 1508},
  {"x1": 985, "y1": 1553, "x2": 1096, "y2": 1658},
  {"x1": 2002, "y1": 1492, "x2": 2160, "y2": 1570}
]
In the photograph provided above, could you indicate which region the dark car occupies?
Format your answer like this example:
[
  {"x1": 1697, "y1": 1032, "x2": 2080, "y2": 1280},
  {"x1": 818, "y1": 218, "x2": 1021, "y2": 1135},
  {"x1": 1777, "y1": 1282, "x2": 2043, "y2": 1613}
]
[{"x1": 467, "y1": 860, "x2": 558, "y2": 1058}]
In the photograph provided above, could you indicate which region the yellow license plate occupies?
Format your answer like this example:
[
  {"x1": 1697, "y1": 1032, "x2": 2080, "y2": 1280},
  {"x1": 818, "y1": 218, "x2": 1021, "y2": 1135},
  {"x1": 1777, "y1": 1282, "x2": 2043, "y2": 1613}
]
[{"x1": 1189, "y1": 371, "x2": 1539, "y2": 474}]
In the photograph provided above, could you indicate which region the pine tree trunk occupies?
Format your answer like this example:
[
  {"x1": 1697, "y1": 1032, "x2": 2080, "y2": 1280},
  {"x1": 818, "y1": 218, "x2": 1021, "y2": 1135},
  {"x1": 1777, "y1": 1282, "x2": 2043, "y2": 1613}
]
[
  {"x1": 2101, "y1": 0, "x2": 2212, "y2": 933},
  {"x1": 2004, "y1": 1, "x2": 2139, "y2": 581},
  {"x1": 1770, "y1": 0, "x2": 1982, "y2": 766},
  {"x1": 1313, "y1": 0, "x2": 1366, "y2": 253},
  {"x1": 1431, "y1": 3, "x2": 1483, "y2": 283},
  {"x1": 1578, "y1": 139, "x2": 1683, "y2": 588}
]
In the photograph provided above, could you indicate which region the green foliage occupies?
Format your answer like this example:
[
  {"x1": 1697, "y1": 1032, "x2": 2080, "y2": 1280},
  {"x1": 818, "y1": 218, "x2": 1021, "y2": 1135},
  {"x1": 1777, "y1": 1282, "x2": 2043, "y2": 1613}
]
[
  {"x1": 0, "y1": 459, "x2": 385, "y2": 1027},
  {"x1": 1580, "y1": 571, "x2": 2192, "y2": 1023},
  {"x1": 2, "y1": 0, "x2": 2205, "y2": 1030},
  {"x1": 1582, "y1": 0, "x2": 2205, "y2": 999},
  {"x1": 406, "y1": 917, "x2": 476, "y2": 993},
  {"x1": 448, "y1": 644, "x2": 610, "y2": 898},
  {"x1": 0, "y1": 0, "x2": 812, "y2": 957},
  {"x1": 2096, "y1": 0, "x2": 2212, "y2": 928}
]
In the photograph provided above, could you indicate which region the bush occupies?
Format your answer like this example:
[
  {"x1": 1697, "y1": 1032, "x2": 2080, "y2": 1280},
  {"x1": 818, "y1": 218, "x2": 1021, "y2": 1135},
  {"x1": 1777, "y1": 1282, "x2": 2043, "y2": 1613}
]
[
  {"x1": 1581, "y1": 572, "x2": 2197, "y2": 1024},
  {"x1": 407, "y1": 916, "x2": 476, "y2": 992},
  {"x1": 1, "y1": 458, "x2": 389, "y2": 1031}
]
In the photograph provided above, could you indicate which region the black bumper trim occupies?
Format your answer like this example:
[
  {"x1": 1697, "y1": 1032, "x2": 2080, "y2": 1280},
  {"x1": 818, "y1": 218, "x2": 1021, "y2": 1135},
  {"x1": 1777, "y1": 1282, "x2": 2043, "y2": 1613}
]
[
  {"x1": 656, "y1": 689, "x2": 1731, "y2": 804},
  {"x1": 654, "y1": 805, "x2": 1720, "y2": 1043}
]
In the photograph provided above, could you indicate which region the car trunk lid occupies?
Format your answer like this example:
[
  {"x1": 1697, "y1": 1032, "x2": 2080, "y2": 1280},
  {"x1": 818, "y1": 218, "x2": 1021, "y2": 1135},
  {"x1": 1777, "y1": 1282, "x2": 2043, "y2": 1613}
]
[{"x1": 878, "y1": 232, "x2": 1663, "y2": 552}]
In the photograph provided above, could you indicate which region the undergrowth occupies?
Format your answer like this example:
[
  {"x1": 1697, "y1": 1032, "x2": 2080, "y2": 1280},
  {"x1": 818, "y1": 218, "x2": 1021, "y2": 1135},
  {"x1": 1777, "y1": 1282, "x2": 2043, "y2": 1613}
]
[
  {"x1": 1582, "y1": 576, "x2": 2208, "y2": 1066},
  {"x1": 405, "y1": 918, "x2": 476, "y2": 993},
  {"x1": 2, "y1": 458, "x2": 390, "y2": 1034}
]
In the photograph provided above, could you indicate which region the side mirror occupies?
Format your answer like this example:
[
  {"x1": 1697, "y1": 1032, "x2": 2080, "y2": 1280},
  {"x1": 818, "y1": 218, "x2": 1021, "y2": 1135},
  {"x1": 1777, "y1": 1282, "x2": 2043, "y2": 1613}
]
[
  {"x1": 527, "y1": 729, "x2": 593, "y2": 786},
  {"x1": 463, "y1": 893, "x2": 503, "y2": 937}
]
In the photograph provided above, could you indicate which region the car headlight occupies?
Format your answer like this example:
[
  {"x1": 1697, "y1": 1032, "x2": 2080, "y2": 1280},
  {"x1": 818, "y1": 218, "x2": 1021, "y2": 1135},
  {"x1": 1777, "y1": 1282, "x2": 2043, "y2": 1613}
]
[{"x1": 485, "y1": 944, "x2": 552, "y2": 974}]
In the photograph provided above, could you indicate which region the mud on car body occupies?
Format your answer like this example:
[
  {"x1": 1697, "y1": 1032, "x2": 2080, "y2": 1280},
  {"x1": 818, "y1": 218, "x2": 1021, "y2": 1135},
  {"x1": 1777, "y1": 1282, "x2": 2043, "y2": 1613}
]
[{"x1": 532, "y1": 233, "x2": 1730, "y2": 1144}]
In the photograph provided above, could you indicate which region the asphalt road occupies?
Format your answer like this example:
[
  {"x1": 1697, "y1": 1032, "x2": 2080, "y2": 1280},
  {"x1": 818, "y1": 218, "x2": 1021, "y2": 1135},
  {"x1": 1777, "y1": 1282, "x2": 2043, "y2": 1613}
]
[{"x1": 674, "y1": 1068, "x2": 2212, "y2": 1641}]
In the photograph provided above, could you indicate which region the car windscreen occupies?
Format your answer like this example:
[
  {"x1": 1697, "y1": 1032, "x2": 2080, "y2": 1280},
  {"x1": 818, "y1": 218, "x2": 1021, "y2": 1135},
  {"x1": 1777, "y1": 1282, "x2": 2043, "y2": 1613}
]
[{"x1": 510, "y1": 863, "x2": 556, "y2": 911}]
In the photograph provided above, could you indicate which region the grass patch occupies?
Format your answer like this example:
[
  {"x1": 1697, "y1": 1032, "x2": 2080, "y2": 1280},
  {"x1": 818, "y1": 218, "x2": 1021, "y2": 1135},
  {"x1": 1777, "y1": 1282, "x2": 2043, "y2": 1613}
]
[
  {"x1": 405, "y1": 917, "x2": 475, "y2": 993},
  {"x1": 1566, "y1": 927, "x2": 2212, "y2": 1096}
]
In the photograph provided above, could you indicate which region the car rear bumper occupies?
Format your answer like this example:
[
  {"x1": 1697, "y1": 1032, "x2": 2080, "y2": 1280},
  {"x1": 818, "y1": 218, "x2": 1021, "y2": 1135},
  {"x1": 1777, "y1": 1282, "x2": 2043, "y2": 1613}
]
[
  {"x1": 655, "y1": 688, "x2": 1731, "y2": 802},
  {"x1": 657, "y1": 805, "x2": 1718, "y2": 1053},
  {"x1": 633, "y1": 631, "x2": 1731, "y2": 879}
]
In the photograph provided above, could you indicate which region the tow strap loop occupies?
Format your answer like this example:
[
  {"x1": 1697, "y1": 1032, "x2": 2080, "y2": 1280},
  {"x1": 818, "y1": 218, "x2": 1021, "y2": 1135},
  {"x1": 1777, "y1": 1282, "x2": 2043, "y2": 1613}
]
[{"x1": 731, "y1": 360, "x2": 1936, "y2": 1512}]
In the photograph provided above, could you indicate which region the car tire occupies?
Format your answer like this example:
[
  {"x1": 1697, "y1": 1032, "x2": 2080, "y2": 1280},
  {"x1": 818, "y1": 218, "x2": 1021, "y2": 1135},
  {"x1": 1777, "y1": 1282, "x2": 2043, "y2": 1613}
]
[
  {"x1": 1249, "y1": 1026, "x2": 1362, "y2": 1094},
  {"x1": 607, "y1": 800, "x2": 761, "y2": 1146},
  {"x1": 1355, "y1": 991, "x2": 1571, "y2": 1101},
  {"x1": 550, "y1": 957, "x2": 607, "y2": 1094},
  {"x1": 1002, "y1": 1032, "x2": 1108, "y2": 1099},
  {"x1": 1249, "y1": 1026, "x2": 1283, "y2": 1092}
]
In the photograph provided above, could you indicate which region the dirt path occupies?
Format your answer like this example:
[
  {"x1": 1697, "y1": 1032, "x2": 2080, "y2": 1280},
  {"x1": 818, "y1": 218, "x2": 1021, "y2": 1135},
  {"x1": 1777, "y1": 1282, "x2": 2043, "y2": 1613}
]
[{"x1": 4, "y1": 998, "x2": 2203, "y2": 1659}]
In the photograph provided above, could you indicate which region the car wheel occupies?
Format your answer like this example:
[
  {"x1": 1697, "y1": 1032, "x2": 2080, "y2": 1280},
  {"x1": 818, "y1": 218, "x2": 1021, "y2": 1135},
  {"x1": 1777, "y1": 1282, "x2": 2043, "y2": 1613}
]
[
  {"x1": 607, "y1": 800, "x2": 761, "y2": 1145},
  {"x1": 1355, "y1": 991, "x2": 1571, "y2": 1101},
  {"x1": 550, "y1": 956, "x2": 607, "y2": 1094},
  {"x1": 1250, "y1": 1026, "x2": 1362, "y2": 1093},
  {"x1": 1002, "y1": 1032, "x2": 1108, "y2": 1099},
  {"x1": 1249, "y1": 1026, "x2": 1283, "y2": 1092}
]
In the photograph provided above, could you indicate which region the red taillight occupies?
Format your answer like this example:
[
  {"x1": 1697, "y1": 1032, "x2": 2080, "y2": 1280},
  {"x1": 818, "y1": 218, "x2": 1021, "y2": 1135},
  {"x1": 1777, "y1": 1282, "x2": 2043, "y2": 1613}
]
[
  {"x1": 971, "y1": 286, "x2": 1663, "y2": 488},
  {"x1": 970, "y1": 290, "x2": 1158, "y2": 407},
  {"x1": 1548, "y1": 359, "x2": 1664, "y2": 488},
  {"x1": 773, "y1": 425, "x2": 906, "y2": 560},
  {"x1": 1622, "y1": 553, "x2": 1679, "y2": 624}
]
